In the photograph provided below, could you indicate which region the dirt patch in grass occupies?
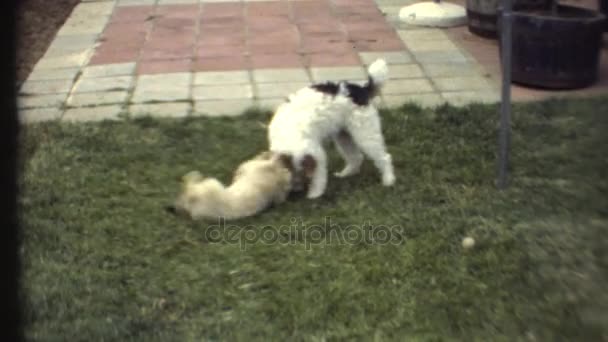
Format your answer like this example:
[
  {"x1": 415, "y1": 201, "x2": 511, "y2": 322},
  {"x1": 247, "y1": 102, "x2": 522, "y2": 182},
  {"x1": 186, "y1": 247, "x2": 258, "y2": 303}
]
[{"x1": 19, "y1": 98, "x2": 608, "y2": 340}]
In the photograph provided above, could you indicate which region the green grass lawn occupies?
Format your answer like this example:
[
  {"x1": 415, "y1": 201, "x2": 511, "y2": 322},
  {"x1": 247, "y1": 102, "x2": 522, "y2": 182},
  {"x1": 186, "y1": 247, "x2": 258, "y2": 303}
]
[{"x1": 19, "y1": 97, "x2": 608, "y2": 341}]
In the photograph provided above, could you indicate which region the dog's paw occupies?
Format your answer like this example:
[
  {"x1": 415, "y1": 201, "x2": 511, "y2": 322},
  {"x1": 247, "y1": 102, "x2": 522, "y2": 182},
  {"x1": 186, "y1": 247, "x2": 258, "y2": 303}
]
[
  {"x1": 382, "y1": 174, "x2": 396, "y2": 186},
  {"x1": 334, "y1": 166, "x2": 360, "y2": 178},
  {"x1": 306, "y1": 190, "x2": 324, "y2": 199}
]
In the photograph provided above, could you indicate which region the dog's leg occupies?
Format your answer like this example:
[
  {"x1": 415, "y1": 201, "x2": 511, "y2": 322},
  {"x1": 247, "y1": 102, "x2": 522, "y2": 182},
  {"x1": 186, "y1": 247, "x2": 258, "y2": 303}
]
[
  {"x1": 306, "y1": 150, "x2": 327, "y2": 199},
  {"x1": 333, "y1": 130, "x2": 364, "y2": 178},
  {"x1": 346, "y1": 107, "x2": 395, "y2": 186}
]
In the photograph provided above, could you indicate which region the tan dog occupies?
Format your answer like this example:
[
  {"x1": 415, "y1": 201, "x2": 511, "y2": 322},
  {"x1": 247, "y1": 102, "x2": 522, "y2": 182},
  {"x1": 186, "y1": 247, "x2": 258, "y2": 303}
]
[{"x1": 167, "y1": 151, "x2": 292, "y2": 221}]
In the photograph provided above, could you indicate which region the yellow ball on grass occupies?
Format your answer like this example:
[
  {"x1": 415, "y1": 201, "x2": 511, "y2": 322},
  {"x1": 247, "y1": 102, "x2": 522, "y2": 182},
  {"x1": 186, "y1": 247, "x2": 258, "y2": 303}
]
[{"x1": 462, "y1": 236, "x2": 475, "y2": 249}]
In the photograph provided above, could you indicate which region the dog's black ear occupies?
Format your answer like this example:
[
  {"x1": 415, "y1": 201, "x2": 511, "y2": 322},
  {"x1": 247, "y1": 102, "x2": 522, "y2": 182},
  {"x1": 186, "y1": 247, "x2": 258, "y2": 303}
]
[
  {"x1": 165, "y1": 205, "x2": 177, "y2": 215},
  {"x1": 302, "y1": 154, "x2": 317, "y2": 178}
]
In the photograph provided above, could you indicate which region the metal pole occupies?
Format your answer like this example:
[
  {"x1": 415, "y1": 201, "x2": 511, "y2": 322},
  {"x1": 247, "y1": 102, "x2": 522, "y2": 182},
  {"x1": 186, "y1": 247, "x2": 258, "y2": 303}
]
[{"x1": 497, "y1": 0, "x2": 513, "y2": 189}]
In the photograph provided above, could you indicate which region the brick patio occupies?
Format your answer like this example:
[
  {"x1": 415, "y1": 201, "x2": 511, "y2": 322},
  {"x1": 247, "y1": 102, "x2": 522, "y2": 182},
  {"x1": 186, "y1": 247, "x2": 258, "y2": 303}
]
[
  {"x1": 17, "y1": 0, "x2": 607, "y2": 123},
  {"x1": 90, "y1": 0, "x2": 405, "y2": 73}
]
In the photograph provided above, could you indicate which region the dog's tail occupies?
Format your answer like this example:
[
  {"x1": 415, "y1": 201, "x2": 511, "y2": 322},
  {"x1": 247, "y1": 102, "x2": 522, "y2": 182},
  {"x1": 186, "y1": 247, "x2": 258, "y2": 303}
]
[{"x1": 365, "y1": 59, "x2": 388, "y2": 97}]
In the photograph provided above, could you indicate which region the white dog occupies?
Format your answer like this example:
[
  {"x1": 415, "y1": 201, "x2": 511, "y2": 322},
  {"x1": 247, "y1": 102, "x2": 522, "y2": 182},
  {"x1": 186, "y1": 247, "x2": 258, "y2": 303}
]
[
  {"x1": 168, "y1": 151, "x2": 292, "y2": 221},
  {"x1": 268, "y1": 59, "x2": 396, "y2": 199}
]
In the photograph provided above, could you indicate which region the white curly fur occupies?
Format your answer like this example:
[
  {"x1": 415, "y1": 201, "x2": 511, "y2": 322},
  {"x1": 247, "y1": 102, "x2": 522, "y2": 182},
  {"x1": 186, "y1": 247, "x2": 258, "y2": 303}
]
[{"x1": 268, "y1": 59, "x2": 396, "y2": 199}]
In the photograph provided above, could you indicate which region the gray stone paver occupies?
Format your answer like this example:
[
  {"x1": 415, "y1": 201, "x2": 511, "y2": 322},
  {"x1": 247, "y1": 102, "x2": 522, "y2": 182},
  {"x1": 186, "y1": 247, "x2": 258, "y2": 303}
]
[
  {"x1": 26, "y1": 68, "x2": 80, "y2": 82},
  {"x1": 132, "y1": 73, "x2": 191, "y2": 103},
  {"x1": 158, "y1": 0, "x2": 200, "y2": 4},
  {"x1": 407, "y1": 40, "x2": 461, "y2": 53},
  {"x1": 72, "y1": 76, "x2": 133, "y2": 93},
  {"x1": 55, "y1": 3, "x2": 114, "y2": 36},
  {"x1": 432, "y1": 76, "x2": 496, "y2": 92},
  {"x1": 42, "y1": 45, "x2": 95, "y2": 59},
  {"x1": 56, "y1": 17, "x2": 110, "y2": 37},
  {"x1": 422, "y1": 63, "x2": 486, "y2": 78},
  {"x1": 132, "y1": 92, "x2": 191, "y2": 103},
  {"x1": 412, "y1": 50, "x2": 471, "y2": 64},
  {"x1": 67, "y1": 91, "x2": 129, "y2": 107},
  {"x1": 193, "y1": 99, "x2": 257, "y2": 117},
  {"x1": 359, "y1": 51, "x2": 413, "y2": 65},
  {"x1": 70, "y1": 1, "x2": 115, "y2": 16},
  {"x1": 33, "y1": 51, "x2": 92, "y2": 70},
  {"x1": 62, "y1": 105, "x2": 124, "y2": 122},
  {"x1": 256, "y1": 82, "x2": 310, "y2": 99},
  {"x1": 397, "y1": 29, "x2": 451, "y2": 42},
  {"x1": 19, "y1": 107, "x2": 64, "y2": 123},
  {"x1": 382, "y1": 78, "x2": 435, "y2": 95},
  {"x1": 18, "y1": 94, "x2": 67, "y2": 109},
  {"x1": 193, "y1": 71, "x2": 250, "y2": 85},
  {"x1": 81, "y1": 63, "x2": 137, "y2": 78},
  {"x1": 375, "y1": 0, "x2": 419, "y2": 5},
  {"x1": 387, "y1": 64, "x2": 425, "y2": 79},
  {"x1": 45, "y1": 34, "x2": 99, "y2": 52},
  {"x1": 20, "y1": 79, "x2": 74, "y2": 95},
  {"x1": 117, "y1": 0, "x2": 157, "y2": 6},
  {"x1": 17, "y1": 0, "x2": 505, "y2": 123},
  {"x1": 130, "y1": 103, "x2": 191, "y2": 118},
  {"x1": 137, "y1": 73, "x2": 191, "y2": 87},
  {"x1": 253, "y1": 69, "x2": 310, "y2": 83},
  {"x1": 192, "y1": 84, "x2": 254, "y2": 101},
  {"x1": 310, "y1": 66, "x2": 367, "y2": 83}
]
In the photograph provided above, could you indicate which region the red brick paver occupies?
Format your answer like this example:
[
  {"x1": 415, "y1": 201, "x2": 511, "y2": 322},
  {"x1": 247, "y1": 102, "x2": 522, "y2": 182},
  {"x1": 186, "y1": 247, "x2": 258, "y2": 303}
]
[
  {"x1": 89, "y1": 0, "x2": 403, "y2": 74},
  {"x1": 192, "y1": 55, "x2": 251, "y2": 72},
  {"x1": 137, "y1": 59, "x2": 192, "y2": 75}
]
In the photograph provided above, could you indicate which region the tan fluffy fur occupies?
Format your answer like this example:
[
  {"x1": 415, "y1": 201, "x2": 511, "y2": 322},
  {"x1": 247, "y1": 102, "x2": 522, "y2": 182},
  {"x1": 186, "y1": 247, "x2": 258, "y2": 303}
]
[{"x1": 171, "y1": 151, "x2": 292, "y2": 221}]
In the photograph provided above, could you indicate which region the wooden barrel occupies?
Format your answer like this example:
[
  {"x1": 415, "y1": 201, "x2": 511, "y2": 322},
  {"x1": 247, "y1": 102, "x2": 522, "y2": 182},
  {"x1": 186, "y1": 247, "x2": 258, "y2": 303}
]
[
  {"x1": 498, "y1": 5, "x2": 605, "y2": 89},
  {"x1": 601, "y1": 0, "x2": 608, "y2": 31},
  {"x1": 466, "y1": 0, "x2": 550, "y2": 38}
]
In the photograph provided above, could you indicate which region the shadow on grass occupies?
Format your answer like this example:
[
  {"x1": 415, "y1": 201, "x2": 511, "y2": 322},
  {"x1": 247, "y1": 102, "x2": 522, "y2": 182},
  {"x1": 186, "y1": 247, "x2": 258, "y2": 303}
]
[{"x1": 18, "y1": 97, "x2": 608, "y2": 340}]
